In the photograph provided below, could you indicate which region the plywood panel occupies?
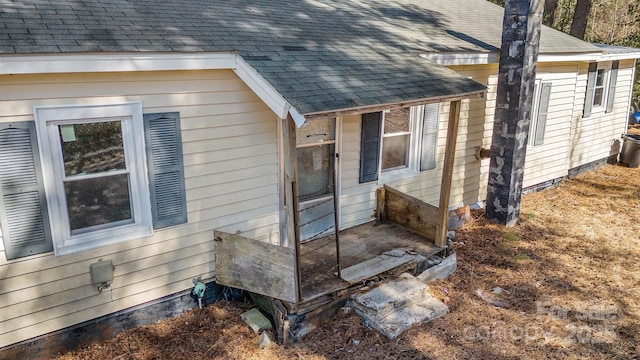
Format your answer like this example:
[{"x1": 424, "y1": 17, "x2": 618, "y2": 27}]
[
  {"x1": 384, "y1": 186, "x2": 438, "y2": 242},
  {"x1": 214, "y1": 231, "x2": 296, "y2": 303}
]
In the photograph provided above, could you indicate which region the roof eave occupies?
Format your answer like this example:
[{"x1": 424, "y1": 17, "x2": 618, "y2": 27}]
[
  {"x1": 422, "y1": 51, "x2": 607, "y2": 66},
  {"x1": 302, "y1": 89, "x2": 486, "y2": 121},
  {"x1": 0, "y1": 52, "x2": 306, "y2": 126}
]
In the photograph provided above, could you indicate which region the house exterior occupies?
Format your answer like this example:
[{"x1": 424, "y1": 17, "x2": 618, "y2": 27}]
[{"x1": 1, "y1": 0, "x2": 638, "y2": 353}]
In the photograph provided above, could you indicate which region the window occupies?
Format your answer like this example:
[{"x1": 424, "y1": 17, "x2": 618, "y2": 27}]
[
  {"x1": 592, "y1": 67, "x2": 607, "y2": 107},
  {"x1": 359, "y1": 104, "x2": 439, "y2": 183},
  {"x1": 528, "y1": 80, "x2": 552, "y2": 147},
  {"x1": 0, "y1": 103, "x2": 190, "y2": 259},
  {"x1": 583, "y1": 61, "x2": 619, "y2": 118},
  {"x1": 35, "y1": 103, "x2": 152, "y2": 255}
]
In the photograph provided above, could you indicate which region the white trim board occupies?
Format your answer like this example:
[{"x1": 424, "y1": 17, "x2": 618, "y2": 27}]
[
  {"x1": 421, "y1": 51, "x2": 609, "y2": 65},
  {"x1": 0, "y1": 53, "x2": 305, "y2": 126}
]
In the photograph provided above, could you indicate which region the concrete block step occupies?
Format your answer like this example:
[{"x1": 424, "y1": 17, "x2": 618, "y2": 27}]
[{"x1": 351, "y1": 274, "x2": 449, "y2": 339}]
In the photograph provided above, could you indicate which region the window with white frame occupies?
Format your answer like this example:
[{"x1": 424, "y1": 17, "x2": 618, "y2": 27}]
[
  {"x1": 35, "y1": 103, "x2": 153, "y2": 256},
  {"x1": 0, "y1": 104, "x2": 185, "y2": 260},
  {"x1": 583, "y1": 61, "x2": 619, "y2": 118},
  {"x1": 381, "y1": 107, "x2": 414, "y2": 173},
  {"x1": 528, "y1": 80, "x2": 552, "y2": 147},
  {"x1": 359, "y1": 104, "x2": 439, "y2": 184},
  {"x1": 592, "y1": 64, "x2": 609, "y2": 108}
]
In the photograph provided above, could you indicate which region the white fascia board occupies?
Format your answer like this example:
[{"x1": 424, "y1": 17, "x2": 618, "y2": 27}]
[
  {"x1": 538, "y1": 52, "x2": 605, "y2": 62},
  {"x1": 422, "y1": 52, "x2": 606, "y2": 65},
  {"x1": 233, "y1": 56, "x2": 292, "y2": 121},
  {"x1": 0, "y1": 52, "x2": 302, "y2": 125},
  {"x1": 0, "y1": 53, "x2": 237, "y2": 74},
  {"x1": 420, "y1": 52, "x2": 499, "y2": 65},
  {"x1": 288, "y1": 106, "x2": 306, "y2": 128},
  {"x1": 597, "y1": 52, "x2": 640, "y2": 61}
]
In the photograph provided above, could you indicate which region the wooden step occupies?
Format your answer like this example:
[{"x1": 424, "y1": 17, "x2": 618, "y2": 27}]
[{"x1": 339, "y1": 248, "x2": 415, "y2": 284}]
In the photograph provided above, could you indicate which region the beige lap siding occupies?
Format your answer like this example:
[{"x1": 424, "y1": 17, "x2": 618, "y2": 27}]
[
  {"x1": 569, "y1": 59, "x2": 636, "y2": 168},
  {"x1": 0, "y1": 70, "x2": 280, "y2": 348}
]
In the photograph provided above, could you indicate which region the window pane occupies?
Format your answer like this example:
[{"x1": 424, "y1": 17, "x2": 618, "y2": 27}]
[
  {"x1": 593, "y1": 88, "x2": 604, "y2": 106},
  {"x1": 384, "y1": 108, "x2": 410, "y2": 134},
  {"x1": 381, "y1": 134, "x2": 409, "y2": 170},
  {"x1": 297, "y1": 144, "x2": 335, "y2": 202},
  {"x1": 596, "y1": 69, "x2": 605, "y2": 87},
  {"x1": 64, "y1": 174, "x2": 132, "y2": 232},
  {"x1": 60, "y1": 121, "x2": 125, "y2": 176},
  {"x1": 296, "y1": 118, "x2": 335, "y2": 145}
]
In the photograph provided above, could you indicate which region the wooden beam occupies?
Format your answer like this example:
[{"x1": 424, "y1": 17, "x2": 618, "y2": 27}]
[
  {"x1": 281, "y1": 115, "x2": 301, "y2": 302},
  {"x1": 435, "y1": 100, "x2": 462, "y2": 247},
  {"x1": 303, "y1": 91, "x2": 484, "y2": 121},
  {"x1": 281, "y1": 115, "x2": 298, "y2": 249},
  {"x1": 376, "y1": 187, "x2": 386, "y2": 221}
]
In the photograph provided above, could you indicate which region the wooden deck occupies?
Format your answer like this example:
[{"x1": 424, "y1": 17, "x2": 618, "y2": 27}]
[{"x1": 299, "y1": 220, "x2": 442, "y2": 302}]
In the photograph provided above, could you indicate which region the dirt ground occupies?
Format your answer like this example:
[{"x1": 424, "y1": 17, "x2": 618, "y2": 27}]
[{"x1": 54, "y1": 164, "x2": 640, "y2": 360}]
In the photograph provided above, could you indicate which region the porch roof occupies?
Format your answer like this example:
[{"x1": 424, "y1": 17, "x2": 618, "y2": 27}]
[{"x1": 0, "y1": 0, "x2": 607, "y2": 116}]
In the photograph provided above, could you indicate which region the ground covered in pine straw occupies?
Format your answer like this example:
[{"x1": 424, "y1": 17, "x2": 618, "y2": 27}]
[{"x1": 55, "y1": 164, "x2": 640, "y2": 360}]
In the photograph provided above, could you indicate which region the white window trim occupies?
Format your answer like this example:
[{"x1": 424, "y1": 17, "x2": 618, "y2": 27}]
[
  {"x1": 592, "y1": 62, "x2": 612, "y2": 112},
  {"x1": 378, "y1": 107, "x2": 423, "y2": 184},
  {"x1": 34, "y1": 102, "x2": 153, "y2": 256},
  {"x1": 528, "y1": 79, "x2": 543, "y2": 149}
]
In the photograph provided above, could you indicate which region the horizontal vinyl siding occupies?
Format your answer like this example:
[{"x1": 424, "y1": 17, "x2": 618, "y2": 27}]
[
  {"x1": 521, "y1": 63, "x2": 577, "y2": 187},
  {"x1": 0, "y1": 70, "x2": 280, "y2": 348},
  {"x1": 570, "y1": 59, "x2": 635, "y2": 168}
]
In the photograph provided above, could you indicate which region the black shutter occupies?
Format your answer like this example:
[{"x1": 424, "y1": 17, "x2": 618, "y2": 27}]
[
  {"x1": 0, "y1": 122, "x2": 53, "y2": 260},
  {"x1": 359, "y1": 112, "x2": 382, "y2": 183},
  {"x1": 420, "y1": 104, "x2": 439, "y2": 171},
  {"x1": 605, "y1": 60, "x2": 619, "y2": 114},
  {"x1": 583, "y1": 62, "x2": 597, "y2": 118},
  {"x1": 143, "y1": 112, "x2": 187, "y2": 229},
  {"x1": 534, "y1": 82, "x2": 552, "y2": 146}
]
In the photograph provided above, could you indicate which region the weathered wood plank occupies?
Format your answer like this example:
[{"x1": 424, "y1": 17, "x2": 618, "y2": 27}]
[
  {"x1": 436, "y1": 100, "x2": 461, "y2": 246},
  {"x1": 376, "y1": 187, "x2": 386, "y2": 221},
  {"x1": 340, "y1": 251, "x2": 415, "y2": 284},
  {"x1": 214, "y1": 230, "x2": 296, "y2": 303},
  {"x1": 383, "y1": 185, "x2": 438, "y2": 241}
]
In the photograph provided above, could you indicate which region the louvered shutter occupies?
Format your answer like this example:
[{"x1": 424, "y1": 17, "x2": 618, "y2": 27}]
[
  {"x1": 534, "y1": 83, "x2": 552, "y2": 146},
  {"x1": 143, "y1": 112, "x2": 187, "y2": 229},
  {"x1": 0, "y1": 122, "x2": 53, "y2": 260},
  {"x1": 583, "y1": 62, "x2": 597, "y2": 118},
  {"x1": 420, "y1": 104, "x2": 440, "y2": 171},
  {"x1": 605, "y1": 60, "x2": 619, "y2": 114},
  {"x1": 359, "y1": 112, "x2": 382, "y2": 183}
]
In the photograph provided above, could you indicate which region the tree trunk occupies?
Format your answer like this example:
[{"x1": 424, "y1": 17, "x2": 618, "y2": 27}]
[
  {"x1": 485, "y1": 0, "x2": 544, "y2": 227},
  {"x1": 543, "y1": 0, "x2": 558, "y2": 26},
  {"x1": 570, "y1": 0, "x2": 592, "y2": 39}
]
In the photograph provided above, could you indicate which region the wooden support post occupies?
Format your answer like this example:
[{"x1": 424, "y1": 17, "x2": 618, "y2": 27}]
[
  {"x1": 376, "y1": 187, "x2": 386, "y2": 221},
  {"x1": 292, "y1": 181, "x2": 302, "y2": 303},
  {"x1": 281, "y1": 116, "x2": 298, "y2": 248},
  {"x1": 486, "y1": 0, "x2": 543, "y2": 226},
  {"x1": 282, "y1": 115, "x2": 302, "y2": 302},
  {"x1": 332, "y1": 158, "x2": 341, "y2": 278},
  {"x1": 435, "y1": 100, "x2": 461, "y2": 247}
]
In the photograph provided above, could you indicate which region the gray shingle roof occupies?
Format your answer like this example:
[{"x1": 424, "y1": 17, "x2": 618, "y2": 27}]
[{"x1": 0, "y1": 0, "x2": 604, "y2": 114}]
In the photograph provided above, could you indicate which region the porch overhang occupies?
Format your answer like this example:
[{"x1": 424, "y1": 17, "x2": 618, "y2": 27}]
[{"x1": 301, "y1": 89, "x2": 485, "y2": 121}]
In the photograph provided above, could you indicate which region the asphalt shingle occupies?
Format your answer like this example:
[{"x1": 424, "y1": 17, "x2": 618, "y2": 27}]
[{"x1": 0, "y1": 0, "x2": 605, "y2": 114}]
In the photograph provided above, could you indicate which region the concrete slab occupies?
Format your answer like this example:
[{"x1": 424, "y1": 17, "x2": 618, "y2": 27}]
[
  {"x1": 416, "y1": 253, "x2": 457, "y2": 283},
  {"x1": 352, "y1": 274, "x2": 449, "y2": 339},
  {"x1": 241, "y1": 308, "x2": 273, "y2": 333}
]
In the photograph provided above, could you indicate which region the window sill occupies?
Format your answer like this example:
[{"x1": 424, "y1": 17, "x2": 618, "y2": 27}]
[{"x1": 54, "y1": 223, "x2": 153, "y2": 257}]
